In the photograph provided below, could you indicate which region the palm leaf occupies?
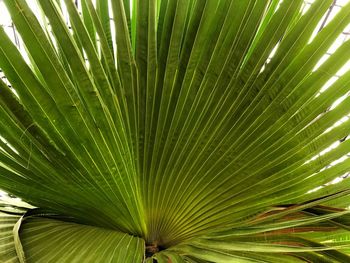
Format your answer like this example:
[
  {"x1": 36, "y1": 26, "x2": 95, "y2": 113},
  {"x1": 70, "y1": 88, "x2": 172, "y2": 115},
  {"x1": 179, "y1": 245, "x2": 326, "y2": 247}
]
[{"x1": 1, "y1": 0, "x2": 350, "y2": 262}]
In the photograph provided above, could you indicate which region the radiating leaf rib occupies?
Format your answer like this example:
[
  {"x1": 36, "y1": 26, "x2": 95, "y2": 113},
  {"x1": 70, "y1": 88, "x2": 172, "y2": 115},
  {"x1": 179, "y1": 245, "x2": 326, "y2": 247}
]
[
  {"x1": 83, "y1": 0, "x2": 131, "y2": 133},
  {"x1": 0, "y1": 77, "x2": 65, "y2": 158},
  {"x1": 81, "y1": 0, "x2": 96, "y2": 47},
  {"x1": 62, "y1": 0, "x2": 128, "y2": 134},
  {"x1": 153, "y1": 0, "x2": 269, "y2": 242},
  {"x1": 154, "y1": 3, "x2": 350, "y2": 241},
  {"x1": 2, "y1": 36, "x2": 100, "y2": 202},
  {"x1": 58, "y1": 0, "x2": 144, "y2": 225},
  {"x1": 1, "y1": 0, "x2": 144, "y2": 233},
  {"x1": 226, "y1": 6, "x2": 350, "y2": 156},
  {"x1": 38, "y1": 0, "x2": 129, "y2": 162},
  {"x1": 144, "y1": 0, "x2": 222, "y2": 238},
  {"x1": 145, "y1": 0, "x2": 179, "y2": 217},
  {"x1": 0, "y1": 40, "x2": 128, "y2": 228},
  {"x1": 110, "y1": 0, "x2": 139, "y2": 153},
  {"x1": 96, "y1": 0, "x2": 113, "y2": 53},
  {"x1": 186, "y1": 1, "x2": 342, "y2": 202},
  {"x1": 1, "y1": 0, "x2": 105, "y2": 169},
  {"x1": 135, "y1": 0, "x2": 157, "y2": 202},
  {"x1": 148, "y1": 0, "x2": 191, "y2": 242},
  {"x1": 155, "y1": 0, "x2": 270, "y2": 219},
  {"x1": 243, "y1": 0, "x2": 280, "y2": 64},
  {"x1": 158, "y1": 2, "x2": 245, "y2": 219}
]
